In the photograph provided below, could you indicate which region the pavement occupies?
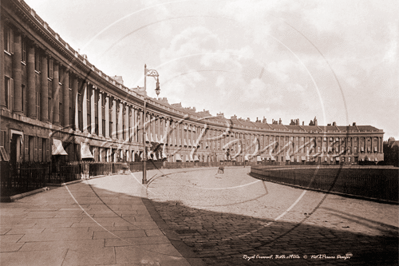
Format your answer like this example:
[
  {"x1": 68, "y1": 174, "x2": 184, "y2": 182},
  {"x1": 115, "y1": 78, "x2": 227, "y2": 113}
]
[
  {"x1": 1, "y1": 167, "x2": 398, "y2": 266},
  {"x1": 0, "y1": 171, "x2": 206, "y2": 266}
]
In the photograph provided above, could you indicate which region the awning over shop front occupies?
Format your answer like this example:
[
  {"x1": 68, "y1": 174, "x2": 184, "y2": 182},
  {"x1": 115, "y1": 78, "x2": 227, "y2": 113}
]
[
  {"x1": 186, "y1": 155, "x2": 190, "y2": 162},
  {"x1": 336, "y1": 157, "x2": 340, "y2": 161},
  {"x1": 81, "y1": 142, "x2": 94, "y2": 159},
  {"x1": 52, "y1": 139, "x2": 68, "y2": 155},
  {"x1": 162, "y1": 152, "x2": 167, "y2": 159},
  {"x1": 285, "y1": 155, "x2": 291, "y2": 161},
  {"x1": 301, "y1": 156, "x2": 306, "y2": 161},
  {"x1": 190, "y1": 154, "x2": 194, "y2": 162},
  {"x1": 0, "y1": 146, "x2": 10, "y2": 161},
  {"x1": 257, "y1": 156, "x2": 262, "y2": 162},
  {"x1": 148, "y1": 151, "x2": 157, "y2": 160},
  {"x1": 175, "y1": 154, "x2": 182, "y2": 161},
  {"x1": 244, "y1": 155, "x2": 249, "y2": 161},
  {"x1": 194, "y1": 155, "x2": 199, "y2": 161}
]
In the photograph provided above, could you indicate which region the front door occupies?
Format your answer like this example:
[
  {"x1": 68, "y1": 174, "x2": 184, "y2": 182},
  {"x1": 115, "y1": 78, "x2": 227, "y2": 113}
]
[{"x1": 10, "y1": 134, "x2": 21, "y2": 165}]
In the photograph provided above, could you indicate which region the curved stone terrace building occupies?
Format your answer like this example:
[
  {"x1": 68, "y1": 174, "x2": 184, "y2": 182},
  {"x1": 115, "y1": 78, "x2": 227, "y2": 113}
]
[{"x1": 0, "y1": 0, "x2": 384, "y2": 166}]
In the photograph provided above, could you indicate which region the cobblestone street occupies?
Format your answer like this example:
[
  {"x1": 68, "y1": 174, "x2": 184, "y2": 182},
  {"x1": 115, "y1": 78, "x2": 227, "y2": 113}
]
[{"x1": 146, "y1": 167, "x2": 398, "y2": 265}]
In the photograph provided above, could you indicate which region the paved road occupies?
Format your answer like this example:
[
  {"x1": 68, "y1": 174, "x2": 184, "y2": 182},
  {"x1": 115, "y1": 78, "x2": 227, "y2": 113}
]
[{"x1": 146, "y1": 166, "x2": 399, "y2": 265}]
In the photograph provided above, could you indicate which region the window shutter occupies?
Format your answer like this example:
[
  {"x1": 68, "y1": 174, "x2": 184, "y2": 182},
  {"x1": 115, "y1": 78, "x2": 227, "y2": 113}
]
[
  {"x1": 38, "y1": 138, "x2": 42, "y2": 162},
  {"x1": 37, "y1": 91, "x2": 40, "y2": 121},
  {"x1": 0, "y1": 131, "x2": 5, "y2": 147},
  {"x1": 46, "y1": 139, "x2": 50, "y2": 162},
  {"x1": 34, "y1": 137, "x2": 38, "y2": 162},
  {"x1": 49, "y1": 60, "x2": 53, "y2": 79},
  {"x1": 10, "y1": 28, "x2": 14, "y2": 54},
  {"x1": 24, "y1": 135, "x2": 29, "y2": 162},
  {"x1": 10, "y1": 78, "x2": 14, "y2": 110}
]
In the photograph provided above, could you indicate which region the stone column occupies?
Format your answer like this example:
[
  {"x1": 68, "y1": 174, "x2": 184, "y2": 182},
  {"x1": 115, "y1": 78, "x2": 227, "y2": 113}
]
[
  {"x1": 178, "y1": 122, "x2": 181, "y2": 147},
  {"x1": 91, "y1": 86, "x2": 96, "y2": 135},
  {"x1": 112, "y1": 99, "x2": 117, "y2": 139},
  {"x1": 155, "y1": 116, "x2": 158, "y2": 141},
  {"x1": 148, "y1": 114, "x2": 152, "y2": 141},
  {"x1": 82, "y1": 82, "x2": 88, "y2": 133},
  {"x1": 221, "y1": 131, "x2": 225, "y2": 150},
  {"x1": 173, "y1": 121, "x2": 177, "y2": 145},
  {"x1": 118, "y1": 101, "x2": 123, "y2": 140},
  {"x1": 130, "y1": 107, "x2": 135, "y2": 142},
  {"x1": 105, "y1": 95, "x2": 109, "y2": 138},
  {"x1": 63, "y1": 70, "x2": 69, "y2": 127},
  {"x1": 73, "y1": 77, "x2": 79, "y2": 131},
  {"x1": 27, "y1": 43, "x2": 36, "y2": 119},
  {"x1": 133, "y1": 108, "x2": 137, "y2": 142},
  {"x1": 13, "y1": 30, "x2": 22, "y2": 114},
  {"x1": 139, "y1": 110, "x2": 143, "y2": 143},
  {"x1": 40, "y1": 54, "x2": 48, "y2": 122},
  {"x1": 164, "y1": 119, "x2": 168, "y2": 144},
  {"x1": 183, "y1": 123, "x2": 186, "y2": 146},
  {"x1": 160, "y1": 118, "x2": 164, "y2": 142},
  {"x1": 53, "y1": 61, "x2": 60, "y2": 125},
  {"x1": 0, "y1": 22, "x2": 4, "y2": 107},
  {"x1": 149, "y1": 115, "x2": 152, "y2": 142},
  {"x1": 98, "y1": 91, "x2": 103, "y2": 137},
  {"x1": 125, "y1": 104, "x2": 129, "y2": 142}
]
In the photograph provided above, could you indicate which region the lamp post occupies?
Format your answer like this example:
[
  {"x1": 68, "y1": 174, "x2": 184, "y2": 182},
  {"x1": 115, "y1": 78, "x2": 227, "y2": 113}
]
[{"x1": 142, "y1": 64, "x2": 160, "y2": 184}]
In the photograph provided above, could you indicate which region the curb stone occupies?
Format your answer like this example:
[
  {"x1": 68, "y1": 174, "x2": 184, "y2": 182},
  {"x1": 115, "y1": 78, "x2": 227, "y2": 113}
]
[{"x1": 6, "y1": 187, "x2": 50, "y2": 202}]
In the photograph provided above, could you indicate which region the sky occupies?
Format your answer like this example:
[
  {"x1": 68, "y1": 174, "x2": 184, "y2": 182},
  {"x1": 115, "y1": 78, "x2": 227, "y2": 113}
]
[{"x1": 24, "y1": 0, "x2": 399, "y2": 140}]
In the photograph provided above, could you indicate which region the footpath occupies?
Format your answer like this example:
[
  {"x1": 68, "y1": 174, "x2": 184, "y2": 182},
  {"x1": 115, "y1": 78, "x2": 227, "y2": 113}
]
[{"x1": 0, "y1": 171, "x2": 206, "y2": 266}]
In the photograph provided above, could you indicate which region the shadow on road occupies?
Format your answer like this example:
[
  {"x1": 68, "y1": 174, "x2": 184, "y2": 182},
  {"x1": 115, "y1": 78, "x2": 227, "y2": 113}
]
[
  {"x1": 145, "y1": 198, "x2": 398, "y2": 265},
  {"x1": 83, "y1": 179, "x2": 398, "y2": 266}
]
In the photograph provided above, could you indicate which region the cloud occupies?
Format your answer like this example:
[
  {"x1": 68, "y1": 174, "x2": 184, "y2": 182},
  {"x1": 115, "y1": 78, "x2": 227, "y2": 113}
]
[{"x1": 25, "y1": 0, "x2": 399, "y2": 139}]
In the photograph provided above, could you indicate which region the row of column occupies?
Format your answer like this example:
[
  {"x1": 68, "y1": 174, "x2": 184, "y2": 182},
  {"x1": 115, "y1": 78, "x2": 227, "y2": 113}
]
[
  {"x1": 2, "y1": 25, "x2": 384, "y2": 155},
  {"x1": 5, "y1": 27, "x2": 69, "y2": 124},
  {"x1": 255, "y1": 135, "x2": 384, "y2": 154}
]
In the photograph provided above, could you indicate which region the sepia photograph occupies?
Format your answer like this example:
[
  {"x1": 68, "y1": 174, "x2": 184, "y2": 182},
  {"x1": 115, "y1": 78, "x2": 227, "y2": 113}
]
[{"x1": 1, "y1": 0, "x2": 398, "y2": 265}]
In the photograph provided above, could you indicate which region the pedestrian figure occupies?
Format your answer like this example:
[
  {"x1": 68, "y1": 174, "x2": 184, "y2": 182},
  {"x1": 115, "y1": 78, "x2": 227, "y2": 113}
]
[{"x1": 217, "y1": 165, "x2": 224, "y2": 174}]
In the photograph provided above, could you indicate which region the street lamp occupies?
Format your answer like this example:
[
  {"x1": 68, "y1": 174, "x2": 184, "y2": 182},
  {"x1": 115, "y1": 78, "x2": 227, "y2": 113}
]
[{"x1": 142, "y1": 64, "x2": 160, "y2": 184}]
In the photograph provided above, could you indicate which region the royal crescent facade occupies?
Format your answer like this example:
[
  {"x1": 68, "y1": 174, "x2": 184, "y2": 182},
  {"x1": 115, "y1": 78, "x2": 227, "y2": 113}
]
[{"x1": 0, "y1": 0, "x2": 384, "y2": 166}]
